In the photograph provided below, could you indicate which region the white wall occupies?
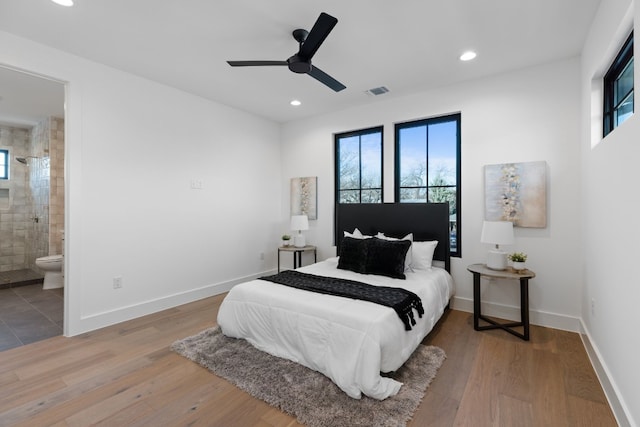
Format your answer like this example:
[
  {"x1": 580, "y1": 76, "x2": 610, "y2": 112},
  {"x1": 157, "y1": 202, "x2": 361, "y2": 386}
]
[
  {"x1": 0, "y1": 30, "x2": 283, "y2": 335},
  {"x1": 282, "y1": 58, "x2": 583, "y2": 331},
  {"x1": 582, "y1": 0, "x2": 639, "y2": 425}
]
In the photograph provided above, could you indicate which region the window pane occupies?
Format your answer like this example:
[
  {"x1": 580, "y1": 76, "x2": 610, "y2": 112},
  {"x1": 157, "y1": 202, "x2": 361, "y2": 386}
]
[
  {"x1": 361, "y1": 189, "x2": 382, "y2": 203},
  {"x1": 615, "y1": 58, "x2": 634, "y2": 104},
  {"x1": 361, "y1": 133, "x2": 382, "y2": 189},
  {"x1": 0, "y1": 150, "x2": 7, "y2": 179},
  {"x1": 338, "y1": 136, "x2": 360, "y2": 190},
  {"x1": 615, "y1": 91, "x2": 634, "y2": 126},
  {"x1": 399, "y1": 127, "x2": 426, "y2": 187},
  {"x1": 339, "y1": 190, "x2": 360, "y2": 203},
  {"x1": 428, "y1": 186, "x2": 457, "y2": 210},
  {"x1": 400, "y1": 187, "x2": 427, "y2": 203},
  {"x1": 428, "y1": 121, "x2": 457, "y2": 186}
]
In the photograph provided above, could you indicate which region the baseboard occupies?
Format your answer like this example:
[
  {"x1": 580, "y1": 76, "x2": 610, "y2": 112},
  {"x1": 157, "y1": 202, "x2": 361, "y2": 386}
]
[
  {"x1": 451, "y1": 296, "x2": 581, "y2": 333},
  {"x1": 579, "y1": 320, "x2": 635, "y2": 427},
  {"x1": 70, "y1": 269, "x2": 278, "y2": 336}
]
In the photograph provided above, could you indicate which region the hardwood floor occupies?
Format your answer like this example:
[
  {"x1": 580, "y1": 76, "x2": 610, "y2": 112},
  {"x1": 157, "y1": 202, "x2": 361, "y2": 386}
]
[{"x1": 0, "y1": 295, "x2": 617, "y2": 426}]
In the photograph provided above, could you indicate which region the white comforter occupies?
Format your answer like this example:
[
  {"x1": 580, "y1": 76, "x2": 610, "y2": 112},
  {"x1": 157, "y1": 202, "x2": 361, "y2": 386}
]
[{"x1": 217, "y1": 257, "x2": 454, "y2": 400}]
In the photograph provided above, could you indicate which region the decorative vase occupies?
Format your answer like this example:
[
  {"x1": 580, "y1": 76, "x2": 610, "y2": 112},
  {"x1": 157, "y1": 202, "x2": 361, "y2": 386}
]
[
  {"x1": 512, "y1": 261, "x2": 525, "y2": 271},
  {"x1": 282, "y1": 240, "x2": 290, "y2": 247}
]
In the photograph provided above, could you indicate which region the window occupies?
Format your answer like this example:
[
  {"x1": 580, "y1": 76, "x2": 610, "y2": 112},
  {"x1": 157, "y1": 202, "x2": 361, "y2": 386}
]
[
  {"x1": 604, "y1": 31, "x2": 634, "y2": 137},
  {"x1": 0, "y1": 149, "x2": 8, "y2": 180},
  {"x1": 335, "y1": 126, "x2": 383, "y2": 204},
  {"x1": 395, "y1": 113, "x2": 461, "y2": 255}
]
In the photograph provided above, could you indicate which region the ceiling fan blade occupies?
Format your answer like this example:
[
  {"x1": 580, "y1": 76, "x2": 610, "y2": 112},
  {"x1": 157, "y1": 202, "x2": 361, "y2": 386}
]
[
  {"x1": 227, "y1": 60, "x2": 288, "y2": 67},
  {"x1": 308, "y1": 66, "x2": 346, "y2": 92},
  {"x1": 298, "y1": 12, "x2": 338, "y2": 61}
]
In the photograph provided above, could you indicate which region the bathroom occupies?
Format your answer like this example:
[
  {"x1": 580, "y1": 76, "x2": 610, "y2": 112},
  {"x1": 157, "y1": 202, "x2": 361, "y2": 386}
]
[{"x1": 0, "y1": 66, "x2": 65, "y2": 350}]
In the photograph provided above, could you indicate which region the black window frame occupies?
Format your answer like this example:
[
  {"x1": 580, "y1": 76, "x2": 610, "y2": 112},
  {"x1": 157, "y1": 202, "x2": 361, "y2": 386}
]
[
  {"x1": 604, "y1": 31, "x2": 634, "y2": 137},
  {"x1": 394, "y1": 113, "x2": 461, "y2": 257},
  {"x1": 0, "y1": 149, "x2": 8, "y2": 180},
  {"x1": 334, "y1": 126, "x2": 384, "y2": 204}
]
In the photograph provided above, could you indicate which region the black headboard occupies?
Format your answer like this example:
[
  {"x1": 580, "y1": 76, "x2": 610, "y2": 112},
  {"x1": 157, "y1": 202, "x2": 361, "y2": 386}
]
[{"x1": 335, "y1": 203, "x2": 451, "y2": 272}]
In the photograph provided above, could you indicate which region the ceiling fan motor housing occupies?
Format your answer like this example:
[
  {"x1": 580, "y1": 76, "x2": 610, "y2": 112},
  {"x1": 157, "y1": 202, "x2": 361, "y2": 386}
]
[{"x1": 287, "y1": 55, "x2": 312, "y2": 73}]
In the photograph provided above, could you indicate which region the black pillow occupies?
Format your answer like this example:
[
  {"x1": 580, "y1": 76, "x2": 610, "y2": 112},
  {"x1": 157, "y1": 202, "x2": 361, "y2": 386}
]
[
  {"x1": 337, "y1": 237, "x2": 369, "y2": 274},
  {"x1": 365, "y1": 237, "x2": 411, "y2": 279}
]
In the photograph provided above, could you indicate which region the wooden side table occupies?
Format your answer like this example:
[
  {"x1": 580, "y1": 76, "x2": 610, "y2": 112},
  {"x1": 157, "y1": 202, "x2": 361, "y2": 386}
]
[
  {"x1": 277, "y1": 245, "x2": 317, "y2": 272},
  {"x1": 467, "y1": 263, "x2": 536, "y2": 341}
]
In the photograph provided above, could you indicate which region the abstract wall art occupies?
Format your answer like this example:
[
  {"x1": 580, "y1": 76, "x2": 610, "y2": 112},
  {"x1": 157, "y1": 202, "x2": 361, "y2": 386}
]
[
  {"x1": 290, "y1": 176, "x2": 317, "y2": 220},
  {"x1": 484, "y1": 161, "x2": 547, "y2": 228}
]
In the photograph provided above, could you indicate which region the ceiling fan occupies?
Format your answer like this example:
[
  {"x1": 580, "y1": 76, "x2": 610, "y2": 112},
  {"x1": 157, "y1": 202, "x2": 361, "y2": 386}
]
[{"x1": 227, "y1": 12, "x2": 346, "y2": 92}]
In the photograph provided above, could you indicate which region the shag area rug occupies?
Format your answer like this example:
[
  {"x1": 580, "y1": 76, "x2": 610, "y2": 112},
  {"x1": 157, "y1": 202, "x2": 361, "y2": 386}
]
[{"x1": 171, "y1": 327, "x2": 446, "y2": 427}]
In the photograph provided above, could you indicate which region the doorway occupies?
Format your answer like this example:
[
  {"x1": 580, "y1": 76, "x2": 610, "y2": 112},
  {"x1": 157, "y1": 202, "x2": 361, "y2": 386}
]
[{"x1": 0, "y1": 66, "x2": 65, "y2": 350}]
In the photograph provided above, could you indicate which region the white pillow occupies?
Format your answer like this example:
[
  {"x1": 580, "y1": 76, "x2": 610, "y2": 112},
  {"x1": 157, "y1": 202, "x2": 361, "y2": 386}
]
[
  {"x1": 344, "y1": 228, "x2": 371, "y2": 239},
  {"x1": 376, "y1": 232, "x2": 413, "y2": 272},
  {"x1": 411, "y1": 240, "x2": 438, "y2": 270}
]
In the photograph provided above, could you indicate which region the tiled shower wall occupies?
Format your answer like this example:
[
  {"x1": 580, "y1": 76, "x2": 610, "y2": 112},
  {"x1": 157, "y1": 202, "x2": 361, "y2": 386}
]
[
  {"x1": 0, "y1": 117, "x2": 64, "y2": 273},
  {"x1": 49, "y1": 117, "x2": 64, "y2": 257}
]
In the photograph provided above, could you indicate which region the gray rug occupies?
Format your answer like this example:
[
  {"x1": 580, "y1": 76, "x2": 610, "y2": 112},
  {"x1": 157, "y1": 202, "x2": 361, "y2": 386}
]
[{"x1": 171, "y1": 327, "x2": 446, "y2": 427}]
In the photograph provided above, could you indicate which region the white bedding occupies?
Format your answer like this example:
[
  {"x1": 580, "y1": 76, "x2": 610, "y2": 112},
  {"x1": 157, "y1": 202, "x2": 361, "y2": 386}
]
[{"x1": 217, "y1": 257, "x2": 454, "y2": 400}]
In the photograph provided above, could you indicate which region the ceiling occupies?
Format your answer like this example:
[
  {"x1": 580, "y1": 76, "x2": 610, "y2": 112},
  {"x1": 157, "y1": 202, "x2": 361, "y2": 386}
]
[
  {"x1": 0, "y1": 0, "x2": 602, "y2": 124},
  {"x1": 0, "y1": 66, "x2": 65, "y2": 127}
]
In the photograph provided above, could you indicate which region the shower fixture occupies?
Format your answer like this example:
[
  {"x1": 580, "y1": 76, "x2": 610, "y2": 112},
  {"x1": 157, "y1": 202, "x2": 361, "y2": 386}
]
[{"x1": 15, "y1": 156, "x2": 40, "y2": 165}]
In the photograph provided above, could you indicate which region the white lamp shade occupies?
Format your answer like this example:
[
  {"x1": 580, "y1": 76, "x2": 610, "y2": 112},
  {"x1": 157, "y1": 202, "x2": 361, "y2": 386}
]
[
  {"x1": 480, "y1": 221, "x2": 514, "y2": 246},
  {"x1": 290, "y1": 215, "x2": 309, "y2": 231},
  {"x1": 291, "y1": 215, "x2": 309, "y2": 247},
  {"x1": 481, "y1": 221, "x2": 513, "y2": 270}
]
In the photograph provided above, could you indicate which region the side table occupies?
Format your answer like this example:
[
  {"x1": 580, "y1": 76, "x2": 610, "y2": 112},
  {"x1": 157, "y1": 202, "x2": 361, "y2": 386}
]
[
  {"x1": 277, "y1": 245, "x2": 317, "y2": 272},
  {"x1": 467, "y1": 263, "x2": 535, "y2": 341}
]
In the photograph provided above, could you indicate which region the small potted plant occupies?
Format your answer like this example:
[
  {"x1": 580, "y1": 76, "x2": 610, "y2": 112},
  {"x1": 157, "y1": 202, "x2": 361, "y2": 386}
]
[
  {"x1": 281, "y1": 234, "x2": 291, "y2": 247},
  {"x1": 508, "y1": 252, "x2": 527, "y2": 271}
]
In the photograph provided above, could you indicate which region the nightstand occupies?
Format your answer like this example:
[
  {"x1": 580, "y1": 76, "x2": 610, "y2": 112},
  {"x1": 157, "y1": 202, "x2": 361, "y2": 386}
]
[
  {"x1": 277, "y1": 245, "x2": 317, "y2": 272},
  {"x1": 467, "y1": 263, "x2": 536, "y2": 341}
]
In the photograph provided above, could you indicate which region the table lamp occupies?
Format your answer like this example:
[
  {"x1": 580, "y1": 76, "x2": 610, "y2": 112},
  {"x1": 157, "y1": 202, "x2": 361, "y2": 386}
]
[
  {"x1": 481, "y1": 221, "x2": 514, "y2": 270},
  {"x1": 290, "y1": 215, "x2": 309, "y2": 247}
]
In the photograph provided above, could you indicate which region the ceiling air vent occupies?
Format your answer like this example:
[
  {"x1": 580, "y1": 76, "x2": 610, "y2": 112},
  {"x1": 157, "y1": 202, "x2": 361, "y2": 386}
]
[{"x1": 365, "y1": 86, "x2": 390, "y2": 96}]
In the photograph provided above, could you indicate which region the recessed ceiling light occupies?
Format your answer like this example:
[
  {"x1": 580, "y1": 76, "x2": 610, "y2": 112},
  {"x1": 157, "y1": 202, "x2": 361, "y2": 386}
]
[
  {"x1": 51, "y1": 0, "x2": 74, "y2": 6},
  {"x1": 460, "y1": 51, "x2": 477, "y2": 61},
  {"x1": 290, "y1": 100, "x2": 301, "y2": 106}
]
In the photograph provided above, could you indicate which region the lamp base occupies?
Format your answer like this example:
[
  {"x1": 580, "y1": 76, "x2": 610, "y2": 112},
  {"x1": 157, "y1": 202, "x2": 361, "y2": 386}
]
[
  {"x1": 486, "y1": 249, "x2": 507, "y2": 270},
  {"x1": 294, "y1": 234, "x2": 306, "y2": 247}
]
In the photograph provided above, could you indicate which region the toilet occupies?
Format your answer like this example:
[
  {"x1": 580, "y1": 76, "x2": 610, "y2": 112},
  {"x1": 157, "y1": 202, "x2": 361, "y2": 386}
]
[{"x1": 36, "y1": 255, "x2": 64, "y2": 289}]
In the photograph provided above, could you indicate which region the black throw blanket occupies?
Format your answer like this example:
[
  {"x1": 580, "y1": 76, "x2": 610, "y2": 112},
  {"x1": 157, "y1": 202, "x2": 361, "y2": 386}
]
[{"x1": 261, "y1": 270, "x2": 424, "y2": 331}]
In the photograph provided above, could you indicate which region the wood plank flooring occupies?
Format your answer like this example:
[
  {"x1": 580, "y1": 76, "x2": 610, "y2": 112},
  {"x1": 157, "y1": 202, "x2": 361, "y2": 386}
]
[{"x1": 0, "y1": 295, "x2": 617, "y2": 426}]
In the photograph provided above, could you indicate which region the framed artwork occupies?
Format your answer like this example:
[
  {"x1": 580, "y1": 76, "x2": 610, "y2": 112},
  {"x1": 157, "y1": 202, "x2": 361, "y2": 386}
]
[
  {"x1": 290, "y1": 176, "x2": 317, "y2": 220},
  {"x1": 484, "y1": 161, "x2": 547, "y2": 228}
]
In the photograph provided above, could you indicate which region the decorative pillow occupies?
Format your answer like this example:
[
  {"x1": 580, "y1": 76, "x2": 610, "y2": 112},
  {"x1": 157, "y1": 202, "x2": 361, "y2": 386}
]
[
  {"x1": 365, "y1": 237, "x2": 411, "y2": 279},
  {"x1": 343, "y1": 228, "x2": 371, "y2": 239},
  {"x1": 337, "y1": 237, "x2": 369, "y2": 274},
  {"x1": 411, "y1": 240, "x2": 438, "y2": 270},
  {"x1": 376, "y1": 232, "x2": 413, "y2": 272}
]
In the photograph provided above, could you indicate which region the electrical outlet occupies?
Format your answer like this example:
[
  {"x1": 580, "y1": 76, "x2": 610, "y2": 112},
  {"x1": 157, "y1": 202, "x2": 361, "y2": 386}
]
[
  {"x1": 113, "y1": 276, "x2": 123, "y2": 289},
  {"x1": 260, "y1": 252, "x2": 265, "y2": 261},
  {"x1": 591, "y1": 298, "x2": 595, "y2": 316}
]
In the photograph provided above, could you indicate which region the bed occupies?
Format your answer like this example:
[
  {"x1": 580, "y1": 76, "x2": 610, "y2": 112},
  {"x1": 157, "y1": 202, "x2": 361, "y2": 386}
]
[{"x1": 217, "y1": 203, "x2": 455, "y2": 400}]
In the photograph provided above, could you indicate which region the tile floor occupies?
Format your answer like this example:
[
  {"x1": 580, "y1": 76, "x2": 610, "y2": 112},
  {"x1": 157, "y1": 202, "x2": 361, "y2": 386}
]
[
  {"x1": 0, "y1": 268, "x2": 44, "y2": 289},
  {"x1": 0, "y1": 281, "x2": 63, "y2": 352}
]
